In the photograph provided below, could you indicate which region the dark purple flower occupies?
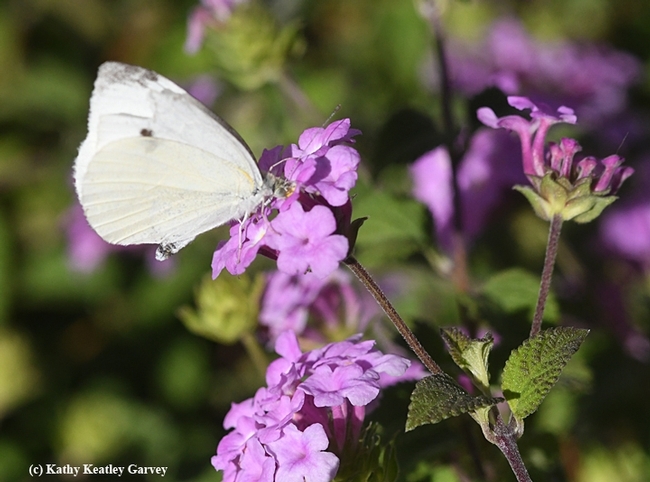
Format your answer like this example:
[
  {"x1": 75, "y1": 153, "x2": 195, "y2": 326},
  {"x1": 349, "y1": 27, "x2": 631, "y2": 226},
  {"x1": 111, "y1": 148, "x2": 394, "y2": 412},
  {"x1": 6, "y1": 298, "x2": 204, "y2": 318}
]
[{"x1": 410, "y1": 146, "x2": 455, "y2": 252}]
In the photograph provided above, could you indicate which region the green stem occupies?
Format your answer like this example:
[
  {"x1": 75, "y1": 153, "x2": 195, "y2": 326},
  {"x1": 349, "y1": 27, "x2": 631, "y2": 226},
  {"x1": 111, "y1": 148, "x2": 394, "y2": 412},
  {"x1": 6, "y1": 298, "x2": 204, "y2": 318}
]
[
  {"x1": 240, "y1": 331, "x2": 269, "y2": 379},
  {"x1": 344, "y1": 256, "x2": 443, "y2": 375},
  {"x1": 531, "y1": 214, "x2": 563, "y2": 337}
]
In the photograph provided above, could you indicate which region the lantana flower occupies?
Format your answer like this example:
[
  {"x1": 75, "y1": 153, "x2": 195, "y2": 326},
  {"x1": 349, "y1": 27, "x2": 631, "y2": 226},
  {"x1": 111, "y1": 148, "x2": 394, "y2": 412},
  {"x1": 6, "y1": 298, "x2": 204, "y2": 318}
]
[
  {"x1": 212, "y1": 119, "x2": 361, "y2": 280},
  {"x1": 259, "y1": 269, "x2": 380, "y2": 344},
  {"x1": 478, "y1": 96, "x2": 633, "y2": 223},
  {"x1": 212, "y1": 331, "x2": 413, "y2": 482}
]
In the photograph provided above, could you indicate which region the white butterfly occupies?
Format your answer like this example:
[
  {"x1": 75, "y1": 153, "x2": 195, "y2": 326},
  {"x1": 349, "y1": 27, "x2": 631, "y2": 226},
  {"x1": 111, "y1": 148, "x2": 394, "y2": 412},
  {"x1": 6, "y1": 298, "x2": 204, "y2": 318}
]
[{"x1": 74, "y1": 61, "x2": 288, "y2": 261}]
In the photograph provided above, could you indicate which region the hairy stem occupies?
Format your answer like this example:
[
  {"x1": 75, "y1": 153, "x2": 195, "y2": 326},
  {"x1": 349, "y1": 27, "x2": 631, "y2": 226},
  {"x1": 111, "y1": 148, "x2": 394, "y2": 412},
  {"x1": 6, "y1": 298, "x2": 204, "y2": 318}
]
[
  {"x1": 488, "y1": 417, "x2": 533, "y2": 482},
  {"x1": 344, "y1": 256, "x2": 442, "y2": 375},
  {"x1": 531, "y1": 215, "x2": 563, "y2": 337}
]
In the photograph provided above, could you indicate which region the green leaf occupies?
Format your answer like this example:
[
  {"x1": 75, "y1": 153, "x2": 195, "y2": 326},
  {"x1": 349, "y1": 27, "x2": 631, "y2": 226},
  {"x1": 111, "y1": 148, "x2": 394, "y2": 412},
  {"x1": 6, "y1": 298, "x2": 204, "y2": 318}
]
[
  {"x1": 406, "y1": 374, "x2": 503, "y2": 431},
  {"x1": 501, "y1": 326, "x2": 589, "y2": 421},
  {"x1": 440, "y1": 328, "x2": 493, "y2": 390},
  {"x1": 482, "y1": 267, "x2": 559, "y2": 323},
  {"x1": 352, "y1": 180, "x2": 427, "y2": 265}
]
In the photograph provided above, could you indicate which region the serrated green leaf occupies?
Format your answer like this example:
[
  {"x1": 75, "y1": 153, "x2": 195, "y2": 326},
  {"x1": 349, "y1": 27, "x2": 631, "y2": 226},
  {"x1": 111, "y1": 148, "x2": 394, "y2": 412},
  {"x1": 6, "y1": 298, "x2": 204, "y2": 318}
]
[
  {"x1": 501, "y1": 327, "x2": 589, "y2": 421},
  {"x1": 482, "y1": 267, "x2": 559, "y2": 323},
  {"x1": 406, "y1": 374, "x2": 503, "y2": 431},
  {"x1": 440, "y1": 328, "x2": 493, "y2": 390}
]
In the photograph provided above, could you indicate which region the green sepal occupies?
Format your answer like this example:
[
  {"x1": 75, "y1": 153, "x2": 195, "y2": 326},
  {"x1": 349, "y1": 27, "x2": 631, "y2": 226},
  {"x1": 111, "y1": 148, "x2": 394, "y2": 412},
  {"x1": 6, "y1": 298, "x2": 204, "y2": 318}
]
[
  {"x1": 440, "y1": 327, "x2": 493, "y2": 391},
  {"x1": 569, "y1": 195, "x2": 617, "y2": 223},
  {"x1": 513, "y1": 184, "x2": 553, "y2": 221},
  {"x1": 539, "y1": 173, "x2": 569, "y2": 214},
  {"x1": 501, "y1": 327, "x2": 589, "y2": 423},
  {"x1": 406, "y1": 374, "x2": 503, "y2": 431},
  {"x1": 344, "y1": 216, "x2": 368, "y2": 258},
  {"x1": 516, "y1": 172, "x2": 620, "y2": 224}
]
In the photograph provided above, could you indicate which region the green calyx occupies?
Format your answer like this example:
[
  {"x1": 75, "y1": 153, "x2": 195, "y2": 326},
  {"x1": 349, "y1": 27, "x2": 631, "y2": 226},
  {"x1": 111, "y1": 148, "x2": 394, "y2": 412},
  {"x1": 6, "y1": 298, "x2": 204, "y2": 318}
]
[{"x1": 515, "y1": 172, "x2": 618, "y2": 223}]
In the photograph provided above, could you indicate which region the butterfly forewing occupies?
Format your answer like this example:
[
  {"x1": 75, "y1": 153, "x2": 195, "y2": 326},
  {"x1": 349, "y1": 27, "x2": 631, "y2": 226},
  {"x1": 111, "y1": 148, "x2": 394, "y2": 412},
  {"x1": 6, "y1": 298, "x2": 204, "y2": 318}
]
[{"x1": 74, "y1": 62, "x2": 267, "y2": 252}]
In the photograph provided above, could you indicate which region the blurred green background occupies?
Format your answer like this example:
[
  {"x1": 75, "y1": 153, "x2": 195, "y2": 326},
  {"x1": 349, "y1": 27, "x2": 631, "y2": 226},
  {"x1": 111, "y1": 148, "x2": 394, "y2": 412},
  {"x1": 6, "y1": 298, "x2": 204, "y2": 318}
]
[{"x1": 1, "y1": 0, "x2": 650, "y2": 481}]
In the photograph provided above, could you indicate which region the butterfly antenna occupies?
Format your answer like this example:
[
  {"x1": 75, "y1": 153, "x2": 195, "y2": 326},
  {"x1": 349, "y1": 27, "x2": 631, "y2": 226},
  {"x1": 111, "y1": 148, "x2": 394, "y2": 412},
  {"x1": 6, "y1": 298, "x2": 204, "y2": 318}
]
[
  {"x1": 274, "y1": 104, "x2": 345, "y2": 183},
  {"x1": 616, "y1": 132, "x2": 629, "y2": 155},
  {"x1": 322, "y1": 104, "x2": 341, "y2": 127},
  {"x1": 294, "y1": 104, "x2": 344, "y2": 161}
]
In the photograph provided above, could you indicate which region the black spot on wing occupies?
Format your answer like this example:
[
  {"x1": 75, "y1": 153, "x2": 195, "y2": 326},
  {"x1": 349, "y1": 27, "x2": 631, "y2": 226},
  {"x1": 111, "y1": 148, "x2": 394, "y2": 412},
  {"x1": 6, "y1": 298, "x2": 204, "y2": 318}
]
[{"x1": 140, "y1": 128, "x2": 153, "y2": 137}]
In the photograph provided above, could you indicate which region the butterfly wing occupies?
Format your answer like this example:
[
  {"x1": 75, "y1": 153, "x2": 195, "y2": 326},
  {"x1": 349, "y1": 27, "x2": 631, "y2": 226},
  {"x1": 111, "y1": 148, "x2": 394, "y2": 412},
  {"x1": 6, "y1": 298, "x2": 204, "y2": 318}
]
[{"x1": 74, "y1": 62, "x2": 265, "y2": 255}]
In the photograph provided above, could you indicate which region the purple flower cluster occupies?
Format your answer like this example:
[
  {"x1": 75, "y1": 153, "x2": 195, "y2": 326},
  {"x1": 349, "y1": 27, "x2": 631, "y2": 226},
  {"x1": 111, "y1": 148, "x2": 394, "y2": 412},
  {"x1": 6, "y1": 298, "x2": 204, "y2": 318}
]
[
  {"x1": 433, "y1": 18, "x2": 640, "y2": 126},
  {"x1": 259, "y1": 269, "x2": 380, "y2": 344},
  {"x1": 478, "y1": 97, "x2": 633, "y2": 194},
  {"x1": 185, "y1": 0, "x2": 248, "y2": 53},
  {"x1": 212, "y1": 119, "x2": 361, "y2": 280},
  {"x1": 212, "y1": 330, "x2": 411, "y2": 482}
]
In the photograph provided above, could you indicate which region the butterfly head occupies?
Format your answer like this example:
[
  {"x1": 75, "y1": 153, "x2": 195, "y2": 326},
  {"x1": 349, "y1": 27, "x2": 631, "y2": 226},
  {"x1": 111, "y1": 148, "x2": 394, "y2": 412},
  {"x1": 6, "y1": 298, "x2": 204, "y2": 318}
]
[{"x1": 264, "y1": 172, "x2": 296, "y2": 200}]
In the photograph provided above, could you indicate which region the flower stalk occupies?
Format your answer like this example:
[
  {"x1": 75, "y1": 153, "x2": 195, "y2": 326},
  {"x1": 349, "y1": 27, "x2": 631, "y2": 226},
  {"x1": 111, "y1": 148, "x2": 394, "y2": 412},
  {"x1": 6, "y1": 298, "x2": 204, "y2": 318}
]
[
  {"x1": 344, "y1": 255, "x2": 443, "y2": 375},
  {"x1": 531, "y1": 215, "x2": 563, "y2": 337},
  {"x1": 487, "y1": 417, "x2": 533, "y2": 482}
]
